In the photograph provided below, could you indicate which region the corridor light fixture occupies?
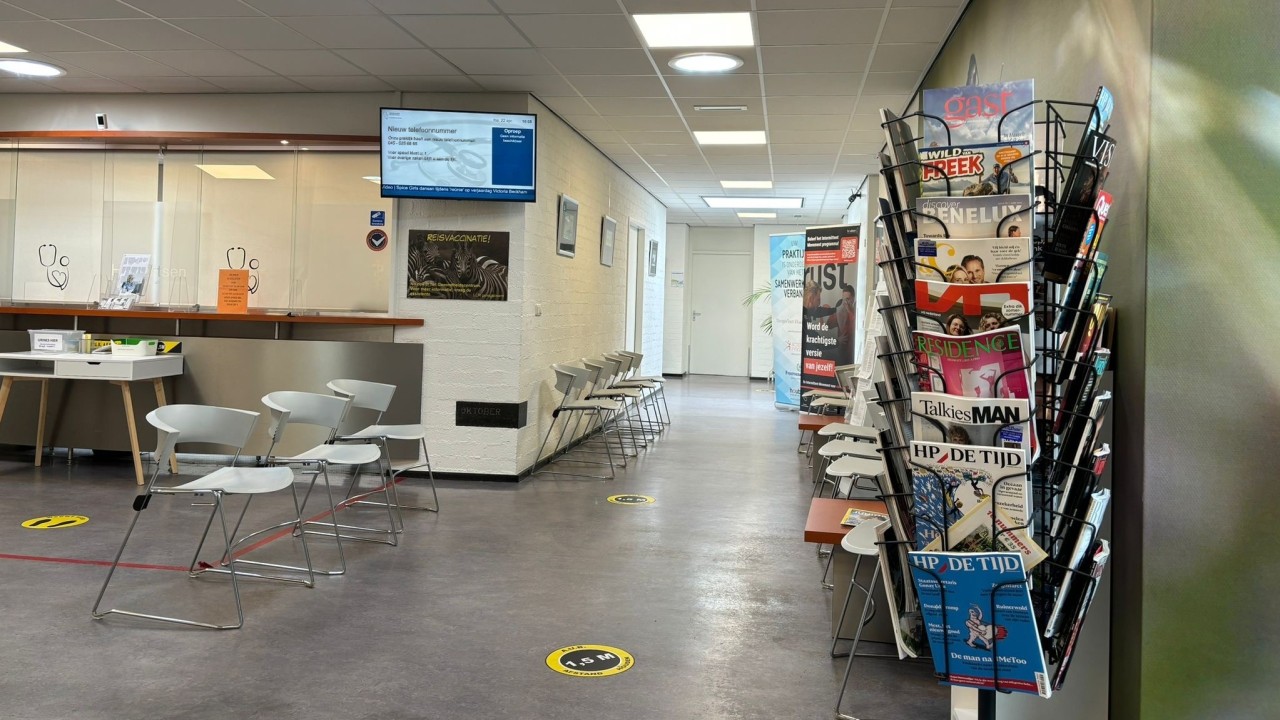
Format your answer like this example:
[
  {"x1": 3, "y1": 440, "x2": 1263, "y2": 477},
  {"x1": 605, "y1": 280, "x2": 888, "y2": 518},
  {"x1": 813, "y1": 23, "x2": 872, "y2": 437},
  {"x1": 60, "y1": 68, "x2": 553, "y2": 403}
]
[
  {"x1": 668, "y1": 52, "x2": 743, "y2": 73},
  {"x1": 633, "y1": 12, "x2": 754, "y2": 48},
  {"x1": 704, "y1": 196, "x2": 803, "y2": 209},
  {"x1": 694, "y1": 104, "x2": 748, "y2": 112},
  {"x1": 693, "y1": 130, "x2": 766, "y2": 145},
  {"x1": 737, "y1": 212, "x2": 776, "y2": 219},
  {"x1": 0, "y1": 58, "x2": 64, "y2": 77},
  {"x1": 196, "y1": 164, "x2": 275, "y2": 180},
  {"x1": 0, "y1": 40, "x2": 28, "y2": 53},
  {"x1": 721, "y1": 180, "x2": 773, "y2": 189}
]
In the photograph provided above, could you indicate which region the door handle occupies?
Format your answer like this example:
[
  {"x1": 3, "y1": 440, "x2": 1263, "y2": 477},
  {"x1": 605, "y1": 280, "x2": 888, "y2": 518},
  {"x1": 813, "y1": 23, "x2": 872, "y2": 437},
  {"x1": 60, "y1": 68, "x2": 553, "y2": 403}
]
[{"x1": 691, "y1": 311, "x2": 702, "y2": 320}]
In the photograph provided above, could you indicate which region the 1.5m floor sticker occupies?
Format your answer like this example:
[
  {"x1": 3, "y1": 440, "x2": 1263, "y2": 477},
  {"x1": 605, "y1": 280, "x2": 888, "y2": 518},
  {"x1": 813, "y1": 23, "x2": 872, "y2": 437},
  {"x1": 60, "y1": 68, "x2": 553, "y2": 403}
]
[
  {"x1": 545, "y1": 645, "x2": 634, "y2": 677},
  {"x1": 607, "y1": 494, "x2": 655, "y2": 505},
  {"x1": 22, "y1": 515, "x2": 88, "y2": 529}
]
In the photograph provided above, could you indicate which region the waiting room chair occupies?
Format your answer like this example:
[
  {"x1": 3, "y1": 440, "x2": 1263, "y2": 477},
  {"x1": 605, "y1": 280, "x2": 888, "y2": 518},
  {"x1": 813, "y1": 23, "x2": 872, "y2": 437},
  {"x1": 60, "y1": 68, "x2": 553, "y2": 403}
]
[
  {"x1": 91, "y1": 405, "x2": 308, "y2": 630},
  {"x1": 533, "y1": 364, "x2": 623, "y2": 479}
]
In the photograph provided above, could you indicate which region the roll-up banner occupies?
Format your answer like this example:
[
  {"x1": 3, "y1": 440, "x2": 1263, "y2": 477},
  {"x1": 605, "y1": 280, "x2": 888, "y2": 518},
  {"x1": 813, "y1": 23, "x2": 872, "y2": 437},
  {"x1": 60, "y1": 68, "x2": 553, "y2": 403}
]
[
  {"x1": 769, "y1": 232, "x2": 806, "y2": 409},
  {"x1": 801, "y1": 224, "x2": 861, "y2": 411}
]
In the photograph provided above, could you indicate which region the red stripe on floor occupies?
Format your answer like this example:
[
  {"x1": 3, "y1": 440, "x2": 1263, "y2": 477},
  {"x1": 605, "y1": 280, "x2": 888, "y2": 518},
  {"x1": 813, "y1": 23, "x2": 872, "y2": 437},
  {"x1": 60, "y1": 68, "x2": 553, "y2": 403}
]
[{"x1": 0, "y1": 553, "x2": 187, "y2": 572}]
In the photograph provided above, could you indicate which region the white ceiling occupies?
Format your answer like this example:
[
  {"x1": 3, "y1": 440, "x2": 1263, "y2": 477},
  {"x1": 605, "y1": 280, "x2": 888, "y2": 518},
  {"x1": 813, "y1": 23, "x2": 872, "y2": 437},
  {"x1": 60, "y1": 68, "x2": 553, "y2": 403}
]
[{"x1": 0, "y1": 0, "x2": 968, "y2": 227}]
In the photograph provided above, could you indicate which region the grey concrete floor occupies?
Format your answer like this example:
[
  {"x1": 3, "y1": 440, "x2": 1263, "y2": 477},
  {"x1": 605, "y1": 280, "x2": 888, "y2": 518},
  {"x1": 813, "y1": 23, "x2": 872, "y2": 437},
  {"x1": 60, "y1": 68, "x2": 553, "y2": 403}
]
[{"x1": 0, "y1": 376, "x2": 946, "y2": 720}]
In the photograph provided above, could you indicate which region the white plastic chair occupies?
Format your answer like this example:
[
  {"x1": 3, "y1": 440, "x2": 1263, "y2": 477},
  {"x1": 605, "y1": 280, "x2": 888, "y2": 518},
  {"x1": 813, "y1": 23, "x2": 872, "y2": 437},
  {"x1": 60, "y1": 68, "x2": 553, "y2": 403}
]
[
  {"x1": 91, "y1": 405, "x2": 307, "y2": 630},
  {"x1": 262, "y1": 391, "x2": 385, "y2": 573},
  {"x1": 328, "y1": 378, "x2": 439, "y2": 524},
  {"x1": 606, "y1": 351, "x2": 670, "y2": 425},
  {"x1": 533, "y1": 364, "x2": 623, "y2": 479}
]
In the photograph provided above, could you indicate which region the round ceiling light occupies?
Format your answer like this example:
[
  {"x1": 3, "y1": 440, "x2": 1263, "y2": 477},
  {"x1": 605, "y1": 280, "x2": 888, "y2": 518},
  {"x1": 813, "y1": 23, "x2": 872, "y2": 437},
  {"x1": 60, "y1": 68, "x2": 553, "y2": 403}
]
[
  {"x1": 668, "y1": 52, "x2": 743, "y2": 73},
  {"x1": 0, "y1": 59, "x2": 65, "y2": 77}
]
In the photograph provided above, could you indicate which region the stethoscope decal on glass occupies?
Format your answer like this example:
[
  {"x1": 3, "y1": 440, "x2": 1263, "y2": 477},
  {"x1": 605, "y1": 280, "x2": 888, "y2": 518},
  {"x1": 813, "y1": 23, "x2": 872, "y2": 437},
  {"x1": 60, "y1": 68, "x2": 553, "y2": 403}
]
[
  {"x1": 225, "y1": 247, "x2": 260, "y2": 294},
  {"x1": 38, "y1": 243, "x2": 69, "y2": 290}
]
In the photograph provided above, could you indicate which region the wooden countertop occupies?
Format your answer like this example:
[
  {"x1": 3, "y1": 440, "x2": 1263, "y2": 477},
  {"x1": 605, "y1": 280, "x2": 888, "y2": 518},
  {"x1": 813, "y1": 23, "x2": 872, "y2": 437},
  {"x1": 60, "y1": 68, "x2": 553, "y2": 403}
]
[
  {"x1": 0, "y1": 306, "x2": 423, "y2": 327},
  {"x1": 804, "y1": 497, "x2": 889, "y2": 545},
  {"x1": 799, "y1": 412, "x2": 847, "y2": 432}
]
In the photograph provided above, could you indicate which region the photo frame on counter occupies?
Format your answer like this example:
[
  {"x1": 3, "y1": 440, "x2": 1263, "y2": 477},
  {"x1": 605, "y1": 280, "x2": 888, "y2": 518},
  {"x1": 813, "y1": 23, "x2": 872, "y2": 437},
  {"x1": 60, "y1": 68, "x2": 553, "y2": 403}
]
[
  {"x1": 600, "y1": 216, "x2": 617, "y2": 267},
  {"x1": 557, "y1": 195, "x2": 579, "y2": 258}
]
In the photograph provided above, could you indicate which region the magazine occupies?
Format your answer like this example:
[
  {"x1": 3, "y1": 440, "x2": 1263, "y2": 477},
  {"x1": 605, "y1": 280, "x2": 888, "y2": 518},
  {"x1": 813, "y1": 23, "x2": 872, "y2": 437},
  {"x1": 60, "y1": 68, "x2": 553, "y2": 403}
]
[
  {"x1": 922, "y1": 79, "x2": 1035, "y2": 148},
  {"x1": 1045, "y1": 487, "x2": 1111, "y2": 637},
  {"x1": 908, "y1": 550, "x2": 1051, "y2": 697},
  {"x1": 1044, "y1": 129, "x2": 1116, "y2": 281},
  {"x1": 913, "y1": 327, "x2": 1032, "y2": 400},
  {"x1": 911, "y1": 391, "x2": 1034, "y2": 456},
  {"x1": 914, "y1": 279, "x2": 1034, "y2": 338},
  {"x1": 922, "y1": 497, "x2": 1047, "y2": 570},
  {"x1": 915, "y1": 236, "x2": 1033, "y2": 285},
  {"x1": 919, "y1": 140, "x2": 1034, "y2": 199},
  {"x1": 1050, "y1": 539, "x2": 1111, "y2": 691},
  {"x1": 876, "y1": 521, "x2": 927, "y2": 660},
  {"x1": 1052, "y1": 191, "x2": 1112, "y2": 329},
  {"x1": 909, "y1": 441, "x2": 1029, "y2": 551},
  {"x1": 841, "y1": 507, "x2": 889, "y2": 528},
  {"x1": 881, "y1": 108, "x2": 923, "y2": 231},
  {"x1": 1048, "y1": 439, "x2": 1111, "y2": 558},
  {"x1": 1054, "y1": 292, "x2": 1112, "y2": 390},
  {"x1": 916, "y1": 195, "x2": 1033, "y2": 240},
  {"x1": 115, "y1": 253, "x2": 150, "y2": 296}
]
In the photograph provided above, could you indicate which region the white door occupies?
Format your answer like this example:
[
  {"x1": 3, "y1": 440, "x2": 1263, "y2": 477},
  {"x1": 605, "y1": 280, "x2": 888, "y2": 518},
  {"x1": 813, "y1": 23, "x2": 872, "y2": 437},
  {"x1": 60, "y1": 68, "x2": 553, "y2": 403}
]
[{"x1": 688, "y1": 252, "x2": 752, "y2": 376}]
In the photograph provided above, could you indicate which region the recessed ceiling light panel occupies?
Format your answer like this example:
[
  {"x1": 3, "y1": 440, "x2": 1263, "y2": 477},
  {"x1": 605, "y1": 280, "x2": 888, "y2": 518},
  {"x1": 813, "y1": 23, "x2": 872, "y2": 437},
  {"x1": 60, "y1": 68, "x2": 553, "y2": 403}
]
[
  {"x1": 196, "y1": 164, "x2": 275, "y2": 180},
  {"x1": 693, "y1": 130, "x2": 766, "y2": 145},
  {"x1": 721, "y1": 180, "x2": 773, "y2": 189},
  {"x1": 704, "y1": 196, "x2": 803, "y2": 209},
  {"x1": 668, "y1": 52, "x2": 743, "y2": 73},
  {"x1": 0, "y1": 40, "x2": 28, "y2": 53},
  {"x1": 737, "y1": 212, "x2": 777, "y2": 219},
  {"x1": 0, "y1": 59, "x2": 63, "y2": 77},
  {"x1": 694, "y1": 104, "x2": 748, "y2": 112},
  {"x1": 634, "y1": 12, "x2": 754, "y2": 48}
]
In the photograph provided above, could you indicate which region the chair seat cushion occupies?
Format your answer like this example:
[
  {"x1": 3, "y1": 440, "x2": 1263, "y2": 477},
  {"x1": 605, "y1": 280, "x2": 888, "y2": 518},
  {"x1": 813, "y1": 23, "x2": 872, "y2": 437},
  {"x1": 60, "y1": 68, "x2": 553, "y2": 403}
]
[
  {"x1": 275, "y1": 443, "x2": 382, "y2": 466},
  {"x1": 163, "y1": 466, "x2": 296, "y2": 495},
  {"x1": 343, "y1": 423, "x2": 426, "y2": 442}
]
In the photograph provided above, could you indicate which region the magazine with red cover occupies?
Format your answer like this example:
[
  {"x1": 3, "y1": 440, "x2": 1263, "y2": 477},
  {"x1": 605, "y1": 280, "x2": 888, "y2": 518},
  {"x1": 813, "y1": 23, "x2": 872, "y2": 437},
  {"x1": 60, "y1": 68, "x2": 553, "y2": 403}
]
[
  {"x1": 914, "y1": 279, "x2": 1034, "y2": 337},
  {"x1": 913, "y1": 327, "x2": 1032, "y2": 400}
]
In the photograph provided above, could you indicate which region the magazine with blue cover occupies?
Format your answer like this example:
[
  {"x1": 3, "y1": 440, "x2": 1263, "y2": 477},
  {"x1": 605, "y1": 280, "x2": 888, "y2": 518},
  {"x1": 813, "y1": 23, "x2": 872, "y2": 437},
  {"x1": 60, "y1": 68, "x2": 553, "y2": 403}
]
[{"x1": 908, "y1": 550, "x2": 1051, "y2": 697}]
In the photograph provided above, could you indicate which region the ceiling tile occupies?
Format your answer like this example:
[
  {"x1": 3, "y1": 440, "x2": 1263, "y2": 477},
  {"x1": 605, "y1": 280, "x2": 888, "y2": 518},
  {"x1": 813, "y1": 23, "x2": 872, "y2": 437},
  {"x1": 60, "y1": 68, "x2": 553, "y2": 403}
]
[
  {"x1": 202, "y1": 76, "x2": 309, "y2": 92},
  {"x1": 0, "y1": 4, "x2": 38, "y2": 20},
  {"x1": 382, "y1": 75, "x2": 483, "y2": 91},
  {"x1": 138, "y1": 50, "x2": 275, "y2": 76},
  {"x1": 541, "y1": 48, "x2": 655, "y2": 75},
  {"x1": 336, "y1": 49, "x2": 457, "y2": 76},
  {"x1": 857, "y1": 94, "x2": 912, "y2": 111},
  {"x1": 880, "y1": 7, "x2": 957, "y2": 43},
  {"x1": 0, "y1": 78, "x2": 60, "y2": 91},
  {"x1": 842, "y1": 129, "x2": 885, "y2": 144},
  {"x1": 494, "y1": 0, "x2": 621, "y2": 11},
  {"x1": 666, "y1": 74, "x2": 761, "y2": 98},
  {"x1": 624, "y1": 0, "x2": 748, "y2": 10},
  {"x1": 582, "y1": 129, "x2": 624, "y2": 144},
  {"x1": 59, "y1": 19, "x2": 215, "y2": 50},
  {"x1": 0, "y1": 21, "x2": 116, "y2": 51},
  {"x1": 766, "y1": 95, "x2": 857, "y2": 115},
  {"x1": 756, "y1": 0, "x2": 884, "y2": 7},
  {"x1": 618, "y1": 130, "x2": 692, "y2": 144},
  {"x1": 368, "y1": 0, "x2": 495, "y2": 11},
  {"x1": 771, "y1": 142, "x2": 843, "y2": 154},
  {"x1": 560, "y1": 114, "x2": 612, "y2": 130},
  {"x1": 606, "y1": 116, "x2": 686, "y2": 132},
  {"x1": 508, "y1": 13, "x2": 639, "y2": 48},
  {"x1": 392, "y1": 15, "x2": 527, "y2": 49},
  {"x1": 296, "y1": 75, "x2": 395, "y2": 91},
  {"x1": 471, "y1": 74, "x2": 576, "y2": 95},
  {"x1": 568, "y1": 75, "x2": 667, "y2": 97},
  {"x1": 767, "y1": 114, "x2": 851, "y2": 131},
  {"x1": 759, "y1": 44, "x2": 871, "y2": 74},
  {"x1": 770, "y1": 129, "x2": 846, "y2": 144},
  {"x1": 281, "y1": 16, "x2": 422, "y2": 48},
  {"x1": 757, "y1": 9, "x2": 883, "y2": 46},
  {"x1": 538, "y1": 96, "x2": 596, "y2": 115},
  {"x1": 762, "y1": 72, "x2": 862, "y2": 96},
  {"x1": 236, "y1": 50, "x2": 365, "y2": 76},
  {"x1": 869, "y1": 42, "x2": 938, "y2": 72},
  {"x1": 171, "y1": 19, "x2": 321, "y2": 50},
  {"x1": 37, "y1": 77, "x2": 142, "y2": 92},
  {"x1": 45, "y1": 51, "x2": 188, "y2": 76},
  {"x1": 436, "y1": 49, "x2": 552, "y2": 75},
  {"x1": 123, "y1": 76, "x2": 223, "y2": 92},
  {"x1": 123, "y1": 0, "x2": 259, "y2": 17},
  {"x1": 2, "y1": 0, "x2": 144, "y2": 20},
  {"x1": 242, "y1": 0, "x2": 380, "y2": 15},
  {"x1": 861, "y1": 71, "x2": 919, "y2": 94},
  {"x1": 589, "y1": 96, "x2": 678, "y2": 116},
  {"x1": 5, "y1": 51, "x2": 98, "y2": 76},
  {"x1": 685, "y1": 115, "x2": 767, "y2": 132}
]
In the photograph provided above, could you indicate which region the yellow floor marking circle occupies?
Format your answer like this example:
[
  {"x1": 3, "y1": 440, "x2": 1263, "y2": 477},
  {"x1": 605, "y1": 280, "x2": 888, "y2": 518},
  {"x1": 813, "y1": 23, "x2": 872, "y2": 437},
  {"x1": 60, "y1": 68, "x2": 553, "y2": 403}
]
[
  {"x1": 606, "y1": 494, "x2": 655, "y2": 505},
  {"x1": 22, "y1": 515, "x2": 89, "y2": 529},
  {"x1": 546, "y1": 645, "x2": 634, "y2": 677}
]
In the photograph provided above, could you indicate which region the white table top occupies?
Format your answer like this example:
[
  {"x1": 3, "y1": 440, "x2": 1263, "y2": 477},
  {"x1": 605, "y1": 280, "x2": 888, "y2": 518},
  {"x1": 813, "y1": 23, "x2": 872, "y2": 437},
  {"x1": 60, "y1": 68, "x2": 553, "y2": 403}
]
[
  {"x1": 0, "y1": 351, "x2": 171, "y2": 363},
  {"x1": 0, "y1": 351, "x2": 183, "y2": 381}
]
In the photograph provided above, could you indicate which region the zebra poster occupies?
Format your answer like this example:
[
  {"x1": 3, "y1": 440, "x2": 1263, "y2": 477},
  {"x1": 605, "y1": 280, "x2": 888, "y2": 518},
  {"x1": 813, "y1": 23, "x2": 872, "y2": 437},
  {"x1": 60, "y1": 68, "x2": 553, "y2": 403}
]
[{"x1": 406, "y1": 230, "x2": 510, "y2": 301}]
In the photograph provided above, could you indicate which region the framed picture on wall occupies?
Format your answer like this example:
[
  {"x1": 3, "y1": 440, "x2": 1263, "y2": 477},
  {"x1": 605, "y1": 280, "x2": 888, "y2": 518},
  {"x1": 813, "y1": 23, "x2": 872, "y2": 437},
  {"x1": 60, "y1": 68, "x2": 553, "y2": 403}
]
[
  {"x1": 647, "y1": 238, "x2": 659, "y2": 277},
  {"x1": 557, "y1": 195, "x2": 579, "y2": 258},
  {"x1": 600, "y1": 216, "x2": 617, "y2": 267}
]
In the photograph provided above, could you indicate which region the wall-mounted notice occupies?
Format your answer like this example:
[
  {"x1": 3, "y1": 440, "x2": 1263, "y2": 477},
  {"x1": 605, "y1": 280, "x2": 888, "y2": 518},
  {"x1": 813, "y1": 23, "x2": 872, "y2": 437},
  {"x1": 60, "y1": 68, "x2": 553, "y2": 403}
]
[
  {"x1": 800, "y1": 224, "x2": 860, "y2": 409},
  {"x1": 217, "y1": 268, "x2": 250, "y2": 314},
  {"x1": 407, "y1": 230, "x2": 510, "y2": 301},
  {"x1": 769, "y1": 232, "x2": 805, "y2": 409}
]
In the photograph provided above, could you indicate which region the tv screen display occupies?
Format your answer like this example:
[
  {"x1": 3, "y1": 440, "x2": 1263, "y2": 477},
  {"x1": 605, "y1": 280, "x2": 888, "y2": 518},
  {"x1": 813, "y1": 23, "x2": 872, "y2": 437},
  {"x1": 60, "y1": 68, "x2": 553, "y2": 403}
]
[{"x1": 380, "y1": 107, "x2": 537, "y2": 202}]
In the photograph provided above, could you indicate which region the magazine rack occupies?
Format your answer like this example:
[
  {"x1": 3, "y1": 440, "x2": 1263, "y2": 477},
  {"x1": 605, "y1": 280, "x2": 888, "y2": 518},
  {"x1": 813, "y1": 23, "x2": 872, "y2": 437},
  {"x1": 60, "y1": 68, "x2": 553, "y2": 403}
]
[{"x1": 857, "y1": 91, "x2": 1117, "y2": 720}]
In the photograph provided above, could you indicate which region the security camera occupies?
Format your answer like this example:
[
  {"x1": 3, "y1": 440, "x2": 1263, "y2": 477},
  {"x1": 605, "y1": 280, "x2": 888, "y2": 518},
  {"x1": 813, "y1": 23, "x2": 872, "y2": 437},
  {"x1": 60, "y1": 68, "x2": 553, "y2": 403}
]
[{"x1": 95, "y1": 113, "x2": 107, "y2": 130}]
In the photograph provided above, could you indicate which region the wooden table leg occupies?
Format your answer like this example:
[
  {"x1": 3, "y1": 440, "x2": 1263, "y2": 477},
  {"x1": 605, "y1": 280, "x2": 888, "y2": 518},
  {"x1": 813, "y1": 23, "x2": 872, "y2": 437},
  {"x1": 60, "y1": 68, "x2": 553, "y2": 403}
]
[
  {"x1": 152, "y1": 378, "x2": 178, "y2": 474},
  {"x1": 0, "y1": 377, "x2": 11, "y2": 445},
  {"x1": 34, "y1": 379, "x2": 48, "y2": 467},
  {"x1": 115, "y1": 381, "x2": 145, "y2": 486}
]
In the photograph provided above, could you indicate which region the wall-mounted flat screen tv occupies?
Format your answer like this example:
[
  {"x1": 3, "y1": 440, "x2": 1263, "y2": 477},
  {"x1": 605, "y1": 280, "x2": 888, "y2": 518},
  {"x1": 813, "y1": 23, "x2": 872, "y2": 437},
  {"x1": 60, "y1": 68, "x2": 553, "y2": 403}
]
[{"x1": 380, "y1": 107, "x2": 537, "y2": 202}]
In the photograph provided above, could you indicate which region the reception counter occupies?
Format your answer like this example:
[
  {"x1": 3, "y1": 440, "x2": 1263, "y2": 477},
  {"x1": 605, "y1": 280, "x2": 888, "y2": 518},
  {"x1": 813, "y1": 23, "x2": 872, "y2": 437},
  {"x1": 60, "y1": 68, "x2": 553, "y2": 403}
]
[{"x1": 0, "y1": 307, "x2": 424, "y2": 461}]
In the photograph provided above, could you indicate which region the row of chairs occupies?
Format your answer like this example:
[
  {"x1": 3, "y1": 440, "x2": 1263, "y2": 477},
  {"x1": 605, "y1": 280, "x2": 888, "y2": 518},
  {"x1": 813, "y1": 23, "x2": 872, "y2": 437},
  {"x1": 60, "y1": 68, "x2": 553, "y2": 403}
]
[
  {"x1": 534, "y1": 349, "x2": 669, "y2": 479},
  {"x1": 91, "y1": 378, "x2": 436, "y2": 630}
]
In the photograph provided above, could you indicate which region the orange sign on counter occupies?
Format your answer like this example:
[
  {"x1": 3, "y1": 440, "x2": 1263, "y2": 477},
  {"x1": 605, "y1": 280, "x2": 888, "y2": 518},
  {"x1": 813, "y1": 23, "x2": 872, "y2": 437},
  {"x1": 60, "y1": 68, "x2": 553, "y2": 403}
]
[{"x1": 217, "y1": 269, "x2": 250, "y2": 314}]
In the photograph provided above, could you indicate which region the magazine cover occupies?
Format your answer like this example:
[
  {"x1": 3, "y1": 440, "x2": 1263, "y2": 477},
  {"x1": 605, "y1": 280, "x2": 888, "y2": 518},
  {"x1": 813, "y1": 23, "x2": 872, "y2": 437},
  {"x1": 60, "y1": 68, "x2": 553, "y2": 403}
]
[
  {"x1": 881, "y1": 108, "x2": 922, "y2": 229},
  {"x1": 922, "y1": 80, "x2": 1035, "y2": 148},
  {"x1": 914, "y1": 279, "x2": 1034, "y2": 338},
  {"x1": 915, "y1": 236, "x2": 1033, "y2": 285},
  {"x1": 1044, "y1": 129, "x2": 1116, "y2": 281},
  {"x1": 908, "y1": 550, "x2": 1051, "y2": 697},
  {"x1": 911, "y1": 391, "x2": 1034, "y2": 456},
  {"x1": 877, "y1": 521, "x2": 927, "y2": 660},
  {"x1": 1045, "y1": 487, "x2": 1111, "y2": 637},
  {"x1": 919, "y1": 140, "x2": 1033, "y2": 199},
  {"x1": 922, "y1": 497, "x2": 1047, "y2": 570},
  {"x1": 841, "y1": 508, "x2": 889, "y2": 527},
  {"x1": 913, "y1": 327, "x2": 1031, "y2": 400},
  {"x1": 916, "y1": 195, "x2": 1033, "y2": 240},
  {"x1": 909, "y1": 441, "x2": 1029, "y2": 551}
]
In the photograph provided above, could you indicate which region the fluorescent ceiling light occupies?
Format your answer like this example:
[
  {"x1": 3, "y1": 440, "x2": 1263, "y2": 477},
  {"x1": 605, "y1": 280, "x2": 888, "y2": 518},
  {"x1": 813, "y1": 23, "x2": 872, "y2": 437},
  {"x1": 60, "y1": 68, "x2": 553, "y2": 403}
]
[
  {"x1": 694, "y1": 130, "x2": 766, "y2": 145},
  {"x1": 721, "y1": 180, "x2": 773, "y2": 189},
  {"x1": 196, "y1": 164, "x2": 275, "y2": 180},
  {"x1": 737, "y1": 212, "x2": 776, "y2": 219},
  {"x1": 362, "y1": 176, "x2": 381, "y2": 183},
  {"x1": 704, "y1": 196, "x2": 803, "y2": 209},
  {"x1": 0, "y1": 59, "x2": 63, "y2": 77},
  {"x1": 668, "y1": 52, "x2": 743, "y2": 73},
  {"x1": 694, "y1": 104, "x2": 748, "y2": 112},
  {"x1": 0, "y1": 40, "x2": 28, "y2": 53},
  {"x1": 634, "y1": 12, "x2": 754, "y2": 48}
]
